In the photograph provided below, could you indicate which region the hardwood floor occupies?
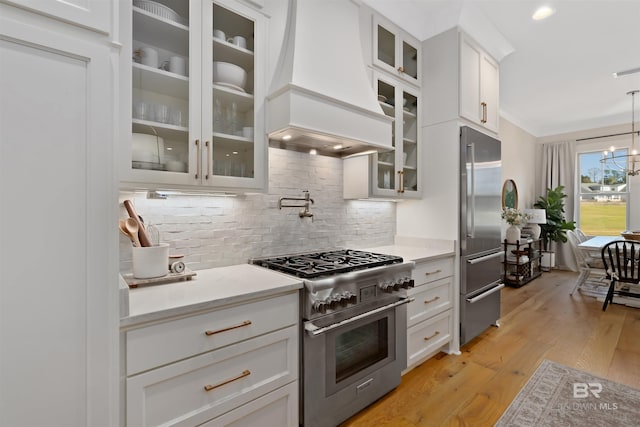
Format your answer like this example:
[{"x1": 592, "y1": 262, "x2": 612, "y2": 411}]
[{"x1": 341, "y1": 270, "x2": 640, "y2": 426}]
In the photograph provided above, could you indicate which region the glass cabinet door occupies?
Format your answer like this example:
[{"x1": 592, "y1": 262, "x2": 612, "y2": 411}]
[
  {"x1": 204, "y1": 0, "x2": 261, "y2": 186},
  {"x1": 402, "y1": 41, "x2": 418, "y2": 80},
  {"x1": 376, "y1": 23, "x2": 395, "y2": 70},
  {"x1": 401, "y1": 88, "x2": 419, "y2": 194},
  {"x1": 372, "y1": 72, "x2": 420, "y2": 198},
  {"x1": 373, "y1": 16, "x2": 420, "y2": 86},
  {"x1": 375, "y1": 77, "x2": 396, "y2": 192},
  {"x1": 130, "y1": 0, "x2": 194, "y2": 184}
]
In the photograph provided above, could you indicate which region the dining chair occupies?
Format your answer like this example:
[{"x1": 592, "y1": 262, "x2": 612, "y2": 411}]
[
  {"x1": 568, "y1": 230, "x2": 606, "y2": 295},
  {"x1": 600, "y1": 240, "x2": 640, "y2": 311}
]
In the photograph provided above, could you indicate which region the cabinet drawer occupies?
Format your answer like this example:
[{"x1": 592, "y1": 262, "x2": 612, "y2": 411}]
[
  {"x1": 202, "y1": 382, "x2": 298, "y2": 427},
  {"x1": 406, "y1": 277, "x2": 452, "y2": 327},
  {"x1": 126, "y1": 325, "x2": 298, "y2": 427},
  {"x1": 407, "y1": 310, "x2": 451, "y2": 368},
  {"x1": 413, "y1": 257, "x2": 454, "y2": 286},
  {"x1": 126, "y1": 292, "x2": 298, "y2": 375}
]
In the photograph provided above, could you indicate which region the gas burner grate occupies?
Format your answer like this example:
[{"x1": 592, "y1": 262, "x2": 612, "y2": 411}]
[{"x1": 251, "y1": 249, "x2": 403, "y2": 279}]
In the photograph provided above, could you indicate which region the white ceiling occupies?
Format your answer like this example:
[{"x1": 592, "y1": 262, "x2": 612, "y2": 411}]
[{"x1": 362, "y1": 0, "x2": 640, "y2": 137}]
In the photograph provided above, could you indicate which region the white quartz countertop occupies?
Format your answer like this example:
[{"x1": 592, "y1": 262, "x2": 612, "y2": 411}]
[
  {"x1": 121, "y1": 264, "x2": 302, "y2": 328},
  {"x1": 364, "y1": 245, "x2": 454, "y2": 263}
]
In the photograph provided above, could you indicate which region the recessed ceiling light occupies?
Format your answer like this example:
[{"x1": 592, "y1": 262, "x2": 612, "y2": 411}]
[
  {"x1": 532, "y1": 5, "x2": 555, "y2": 21},
  {"x1": 282, "y1": 134, "x2": 292, "y2": 141},
  {"x1": 309, "y1": 149, "x2": 317, "y2": 155},
  {"x1": 232, "y1": 151, "x2": 238, "y2": 155},
  {"x1": 333, "y1": 144, "x2": 343, "y2": 150}
]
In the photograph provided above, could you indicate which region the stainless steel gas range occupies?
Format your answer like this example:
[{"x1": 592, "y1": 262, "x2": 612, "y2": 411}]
[{"x1": 251, "y1": 249, "x2": 415, "y2": 427}]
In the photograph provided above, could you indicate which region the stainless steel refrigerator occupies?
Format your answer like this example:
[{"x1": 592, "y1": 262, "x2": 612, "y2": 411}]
[{"x1": 459, "y1": 126, "x2": 503, "y2": 345}]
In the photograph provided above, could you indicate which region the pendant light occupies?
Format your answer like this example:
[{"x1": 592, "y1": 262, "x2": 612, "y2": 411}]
[{"x1": 601, "y1": 90, "x2": 640, "y2": 176}]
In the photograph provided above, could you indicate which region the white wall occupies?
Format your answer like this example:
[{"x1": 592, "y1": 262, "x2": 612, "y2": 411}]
[
  {"x1": 119, "y1": 147, "x2": 396, "y2": 272},
  {"x1": 500, "y1": 118, "x2": 537, "y2": 209}
]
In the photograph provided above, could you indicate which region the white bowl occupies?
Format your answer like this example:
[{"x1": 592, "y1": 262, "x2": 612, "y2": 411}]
[{"x1": 213, "y1": 61, "x2": 246, "y2": 90}]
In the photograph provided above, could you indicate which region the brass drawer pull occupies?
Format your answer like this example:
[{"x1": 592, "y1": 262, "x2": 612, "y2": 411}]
[
  {"x1": 205, "y1": 320, "x2": 252, "y2": 336},
  {"x1": 425, "y1": 269, "x2": 442, "y2": 276},
  {"x1": 204, "y1": 370, "x2": 251, "y2": 392},
  {"x1": 424, "y1": 296, "x2": 440, "y2": 304},
  {"x1": 423, "y1": 331, "x2": 440, "y2": 341},
  {"x1": 398, "y1": 66, "x2": 405, "y2": 73}
]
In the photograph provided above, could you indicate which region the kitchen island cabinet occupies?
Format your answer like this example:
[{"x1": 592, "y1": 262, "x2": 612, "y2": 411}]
[
  {"x1": 121, "y1": 264, "x2": 302, "y2": 426},
  {"x1": 0, "y1": 2, "x2": 119, "y2": 425},
  {"x1": 119, "y1": 0, "x2": 268, "y2": 193}
]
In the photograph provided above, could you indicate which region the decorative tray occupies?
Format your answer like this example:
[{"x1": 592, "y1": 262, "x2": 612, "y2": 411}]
[{"x1": 123, "y1": 267, "x2": 196, "y2": 288}]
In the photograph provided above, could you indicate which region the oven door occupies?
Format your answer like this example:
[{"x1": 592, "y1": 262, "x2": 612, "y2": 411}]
[{"x1": 302, "y1": 298, "x2": 409, "y2": 427}]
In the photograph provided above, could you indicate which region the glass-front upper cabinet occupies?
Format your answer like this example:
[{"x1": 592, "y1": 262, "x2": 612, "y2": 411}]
[
  {"x1": 372, "y1": 72, "x2": 421, "y2": 198},
  {"x1": 203, "y1": 0, "x2": 265, "y2": 188},
  {"x1": 372, "y1": 15, "x2": 421, "y2": 87},
  {"x1": 120, "y1": 0, "x2": 266, "y2": 191},
  {"x1": 127, "y1": 0, "x2": 194, "y2": 187}
]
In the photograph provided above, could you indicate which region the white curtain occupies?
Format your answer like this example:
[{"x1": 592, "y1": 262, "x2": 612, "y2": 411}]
[{"x1": 539, "y1": 141, "x2": 578, "y2": 271}]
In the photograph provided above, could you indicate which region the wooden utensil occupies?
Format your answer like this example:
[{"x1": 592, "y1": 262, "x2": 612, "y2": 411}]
[
  {"x1": 119, "y1": 219, "x2": 137, "y2": 246},
  {"x1": 123, "y1": 199, "x2": 152, "y2": 247},
  {"x1": 124, "y1": 218, "x2": 142, "y2": 247}
]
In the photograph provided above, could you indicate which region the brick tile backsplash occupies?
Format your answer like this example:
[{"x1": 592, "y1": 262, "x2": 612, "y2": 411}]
[{"x1": 120, "y1": 148, "x2": 396, "y2": 272}]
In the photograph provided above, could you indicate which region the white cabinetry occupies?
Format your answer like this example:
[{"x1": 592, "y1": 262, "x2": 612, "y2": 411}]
[
  {"x1": 423, "y1": 28, "x2": 500, "y2": 135},
  {"x1": 3, "y1": 0, "x2": 112, "y2": 34},
  {"x1": 120, "y1": 0, "x2": 267, "y2": 192},
  {"x1": 372, "y1": 14, "x2": 421, "y2": 87},
  {"x1": 123, "y1": 292, "x2": 299, "y2": 426},
  {"x1": 344, "y1": 72, "x2": 421, "y2": 199},
  {"x1": 405, "y1": 256, "x2": 455, "y2": 371},
  {"x1": 459, "y1": 33, "x2": 499, "y2": 133},
  {"x1": 0, "y1": 3, "x2": 118, "y2": 426}
]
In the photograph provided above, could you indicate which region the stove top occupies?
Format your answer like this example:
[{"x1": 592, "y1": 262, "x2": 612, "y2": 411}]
[{"x1": 251, "y1": 249, "x2": 403, "y2": 279}]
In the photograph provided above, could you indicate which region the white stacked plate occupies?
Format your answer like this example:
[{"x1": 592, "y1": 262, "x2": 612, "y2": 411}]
[{"x1": 133, "y1": 0, "x2": 188, "y2": 25}]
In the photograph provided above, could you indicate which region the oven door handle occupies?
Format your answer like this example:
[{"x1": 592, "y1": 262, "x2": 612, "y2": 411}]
[{"x1": 304, "y1": 297, "x2": 414, "y2": 337}]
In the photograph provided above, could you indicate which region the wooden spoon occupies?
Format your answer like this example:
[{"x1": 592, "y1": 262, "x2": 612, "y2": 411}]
[
  {"x1": 124, "y1": 218, "x2": 142, "y2": 247},
  {"x1": 119, "y1": 220, "x2": 137, "y2": 246}
]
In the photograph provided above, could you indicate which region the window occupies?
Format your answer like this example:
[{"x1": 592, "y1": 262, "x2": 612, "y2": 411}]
[{"x1": 578, "y1": 150, "x2": 629, "y2": 235}]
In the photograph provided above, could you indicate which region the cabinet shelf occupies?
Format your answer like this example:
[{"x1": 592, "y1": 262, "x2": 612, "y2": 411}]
[
  {"x1": 133, "y1": 63, "x2": 189, "y2": 99},
  {"x1": 212, "y1": 38, "x2": 254, "y2": 72},
  {"x1": 212, "y1": 83, "x2": 254, "y2": 109},
  {"x1": 403, "y1": 109, "x2": 417, "y2": 119},
  {"x1": 213, "y1": 132, "x2": 254, "y2": 146},
  {"x1": 133, "y1": 7, "x2": 189, "y2": 56},
  {"x1": 132, "y1": 119, "x2": 188, "y2": 141},
  {"x1": 377, "y1": 161, "x2": 395, "y2": 168}
]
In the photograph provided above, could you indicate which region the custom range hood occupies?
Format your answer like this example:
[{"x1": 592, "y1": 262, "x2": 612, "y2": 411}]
[{"x1": 267, "y1": 0, "x2": 393, "y2": 157}]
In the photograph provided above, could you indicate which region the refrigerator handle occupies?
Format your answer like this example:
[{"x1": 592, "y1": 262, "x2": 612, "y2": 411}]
[{"x1": 467, "y1": 143, "x2": 475, "y2": 238}]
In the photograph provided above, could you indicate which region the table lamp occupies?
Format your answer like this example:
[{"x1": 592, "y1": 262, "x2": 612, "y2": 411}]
[{"x1": 524, "y1": 209, "x2": 547, "y2": 240}]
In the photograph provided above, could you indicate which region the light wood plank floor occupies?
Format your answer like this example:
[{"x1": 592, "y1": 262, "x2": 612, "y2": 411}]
[{"x1": 341, "y1": 270, "x2": 640, "y2": 426}]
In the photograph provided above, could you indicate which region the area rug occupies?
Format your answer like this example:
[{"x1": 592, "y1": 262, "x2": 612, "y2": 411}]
[{"x1": 495, "y1": 359, "x2": 640, "y2": 426}]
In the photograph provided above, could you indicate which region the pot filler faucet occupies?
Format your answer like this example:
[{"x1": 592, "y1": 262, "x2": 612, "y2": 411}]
[{"x1": 278, "y1": 190, "x2": 314, "y2": 219}]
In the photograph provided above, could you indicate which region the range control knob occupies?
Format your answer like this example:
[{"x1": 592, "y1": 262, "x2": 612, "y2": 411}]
[
  {"x1": 348, "y1": 293, "x2": 357, "y2": 304},
  {"x1": 327, "y1": 297, "x2": 340, "y2": 310},
  {"x1": 338, "y1": 294, "x2": 350, "y2": 307},
  {"x1": 379, "y1": 281, "x2": 394, "y2": 293},
  {"x1": 401, "y1": 278, "x2": 415, "y2": 289},
  {"x1": 312, "y1": 300, "x2": 327, "y2": 314},
  {"x1": 393, "y1": 281, "x2": 402, "y2": 291}
]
